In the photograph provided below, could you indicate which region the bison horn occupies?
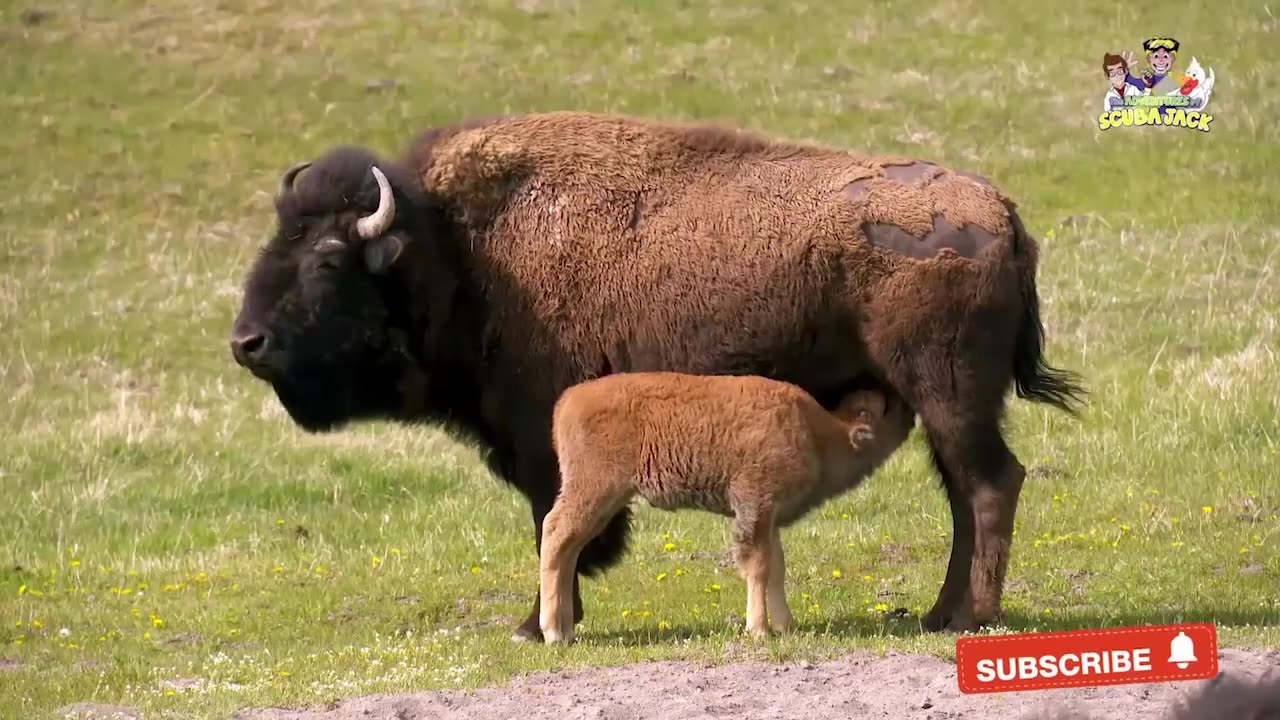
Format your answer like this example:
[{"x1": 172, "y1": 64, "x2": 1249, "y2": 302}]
[
  {"x1": 356, "y1": 166, "x2": 395, "y2": 239},
  {"x1": 277, "y1": 161, "x2": 312, "y2": 196}
]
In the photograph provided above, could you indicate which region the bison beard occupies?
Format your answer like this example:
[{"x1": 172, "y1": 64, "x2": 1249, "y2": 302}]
[{"x1": 231, "y1": 112, "x2": 1085, "y2": 643}]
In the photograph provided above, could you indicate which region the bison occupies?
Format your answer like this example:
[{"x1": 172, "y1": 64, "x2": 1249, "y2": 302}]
[
  {"x1": 541, "y1": 373, "x2": 913, "y2": 643},
  {"x1": 228, "y1": 111, "x2": 1084, "y2": 641}
]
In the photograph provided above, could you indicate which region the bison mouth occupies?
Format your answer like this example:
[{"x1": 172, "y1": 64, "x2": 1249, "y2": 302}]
[
  {"x1": 267, "y1": 358, "x2": 412, "y2": 434},
  {"x1": 271, "y1": 379, "x2": 351, "y2": 433}
]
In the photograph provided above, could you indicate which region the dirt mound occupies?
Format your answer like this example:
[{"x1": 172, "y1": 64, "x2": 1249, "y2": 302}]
[{"x1": 232, "y1": 647, "x2": 1278, "y2": 720}]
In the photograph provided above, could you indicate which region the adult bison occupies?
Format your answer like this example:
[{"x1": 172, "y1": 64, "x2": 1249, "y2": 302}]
[{"x1": 228, "y1": 111, "x2": 1084, "y2": 640}]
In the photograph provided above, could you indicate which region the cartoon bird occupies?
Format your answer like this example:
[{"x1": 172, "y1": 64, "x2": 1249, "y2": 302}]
[{"x1": 1168, "y1": 56, "x2": 1215, "y2": 109}]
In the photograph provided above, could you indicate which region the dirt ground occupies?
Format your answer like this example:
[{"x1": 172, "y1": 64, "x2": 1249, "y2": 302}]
[{"x1": 227, "y1": 647, "x2": 1279, "y2": 720}]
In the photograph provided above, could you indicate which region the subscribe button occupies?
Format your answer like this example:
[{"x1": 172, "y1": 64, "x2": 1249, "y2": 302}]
[{"x1": 956, "y1": 622, "x2": 1218, "y2": 694}]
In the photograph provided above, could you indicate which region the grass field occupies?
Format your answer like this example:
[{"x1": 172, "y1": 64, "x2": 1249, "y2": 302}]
[{"x1": 2, "y1": 0, "x2": 1278, "y2": 717}]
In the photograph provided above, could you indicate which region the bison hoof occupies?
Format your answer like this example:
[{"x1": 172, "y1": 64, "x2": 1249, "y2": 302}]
[
  {"x1": 921, "y1": 607, "x2": 982, "y2": 634},
  {"x1": 921, "y1": 608, "x2": 949, "y2": 632},
  {"x1": 510, "y1": 629, "x2": 539, "y2": 643}
]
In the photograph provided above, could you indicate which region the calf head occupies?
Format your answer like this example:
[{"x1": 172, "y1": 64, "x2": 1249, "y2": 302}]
[
  {"x1": 229, "y1": 146, "x2": 427, "y2": 432},
  {"x1": 834, "y1": 388, "x2": 914, "y2": 449}
]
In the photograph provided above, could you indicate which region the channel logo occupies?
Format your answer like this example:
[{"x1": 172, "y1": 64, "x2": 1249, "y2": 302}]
[{"x1": 956, "y1": 623, "x2": 1218, "y2": 694}]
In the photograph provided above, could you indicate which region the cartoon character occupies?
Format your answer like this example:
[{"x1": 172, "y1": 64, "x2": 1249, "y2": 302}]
[
  {"x1": 1102, "y1": 52, "x2": 1144, "y2": 112},
  {"x1": 1168, "y1": 56, "x2": 1215, "y2": 110},
  {"x1": 1124, "y1": 37, "x2": 1180, "y2": 92}
]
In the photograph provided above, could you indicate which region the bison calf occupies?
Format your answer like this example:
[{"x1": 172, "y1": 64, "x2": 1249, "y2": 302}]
[{"x1": 538, "y1": 372, "x2": 914, "y2": 644}]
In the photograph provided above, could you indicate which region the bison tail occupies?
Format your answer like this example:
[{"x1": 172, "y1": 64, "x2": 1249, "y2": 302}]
[
  {"x1": 1007, "y1": 205, "x2": 1087, "y2": 415},
  {"x1": 576, "y1": 506, "x2": 632, "y2": 577}
]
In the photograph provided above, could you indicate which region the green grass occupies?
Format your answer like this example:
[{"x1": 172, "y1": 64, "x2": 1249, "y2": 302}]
[{"x1": 2, "y1": 0, "x2": 1278, "y2": 717}]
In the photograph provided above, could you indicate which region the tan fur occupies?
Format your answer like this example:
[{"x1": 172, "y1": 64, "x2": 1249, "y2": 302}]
[{"x1": 538, "y1": 372, "x2": 913, "y2": 644}]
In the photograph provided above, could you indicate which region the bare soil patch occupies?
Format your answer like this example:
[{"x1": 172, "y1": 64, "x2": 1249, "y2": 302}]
[
  {"x1": 232, "y1": 647, "x2": 1278, "y2": 720},
  {"x1": 55, "y1": 703, "x2": 141, "y2": 719}
]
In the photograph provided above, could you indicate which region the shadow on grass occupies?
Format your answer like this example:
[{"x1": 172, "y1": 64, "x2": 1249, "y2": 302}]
[
  {"x1": 571, "y1": 608, "x2": 1278, "y2": 649},
  {"x1": 578, "y1": 612, "x2": 931, "y2": 647}
]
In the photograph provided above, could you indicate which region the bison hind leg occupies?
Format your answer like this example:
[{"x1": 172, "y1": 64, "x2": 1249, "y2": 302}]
[{"x1": 919, "y1": 408, "x2": 1026, "y2": 632}]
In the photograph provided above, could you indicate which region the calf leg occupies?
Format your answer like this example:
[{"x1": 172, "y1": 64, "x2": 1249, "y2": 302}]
[
  {"x1": 766, "y1": 527, "x2": 793, "y2": 633},
  {"x1": 512, "y1": 492, "x2": 585, "y2": 643},
  {"x1": 732, "y1": 506, "x2": 775, "y2": 639},
  {"x1": 514, "y1": 462, "x2": 630, "y2": 643},
  {"x1": 538, "y1": 475, "x2": 632, "y2": 644},
  {"x1": 516, "y1": 513, "x2": 629, "y2": 642},
  {"x1": 538, "y1": 499, "x2": 584, "y2": 644}
]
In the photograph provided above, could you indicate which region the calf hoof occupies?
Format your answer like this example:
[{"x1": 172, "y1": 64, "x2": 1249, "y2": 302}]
[{"x1": 542, "y1": 627, "x2": 574, "y2": 645}]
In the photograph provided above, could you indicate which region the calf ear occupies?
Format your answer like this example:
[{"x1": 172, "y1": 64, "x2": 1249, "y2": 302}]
[{"x1": 363, "y1": 233, "x2": 404, "y2": 275}]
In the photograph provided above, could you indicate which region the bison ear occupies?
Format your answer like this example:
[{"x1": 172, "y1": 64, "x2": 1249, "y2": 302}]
[{"x1": 363, "y1": 233, "x2": 404, "y2": 275}]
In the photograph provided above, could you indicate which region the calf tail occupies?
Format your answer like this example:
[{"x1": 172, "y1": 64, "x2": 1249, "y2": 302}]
[{"x1": 1006, "y1": 204, "x2": 1087, "y2": 415}]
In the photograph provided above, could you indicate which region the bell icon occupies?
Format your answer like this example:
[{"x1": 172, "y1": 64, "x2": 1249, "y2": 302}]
[{"x1": 1168, "y1": 631, "x2": 1198, "y2": 669}]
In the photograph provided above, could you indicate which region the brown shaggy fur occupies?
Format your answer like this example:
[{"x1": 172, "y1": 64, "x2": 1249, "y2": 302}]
[
  {"x1": 406, "y1": 112, "x2": 1080, "y2": 632},
  {"x1": 233, "y1": 110, "x2": 1084, "y2": 640},
  {"x1": 413, "y1": 113, "x2": 1019, "y2": 398},
  {"x1": 539, "y1": 373, "x2": 913, "y2": 643}
]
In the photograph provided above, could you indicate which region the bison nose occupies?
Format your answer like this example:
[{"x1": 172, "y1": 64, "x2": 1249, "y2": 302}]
[{"x1": 230, "y1": 328, "x2": 270, "y2": 368}]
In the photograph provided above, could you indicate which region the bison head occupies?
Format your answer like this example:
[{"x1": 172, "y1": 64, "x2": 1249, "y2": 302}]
[{"x1": 229, "y1": 146, "x2": 425, "y2": 432}]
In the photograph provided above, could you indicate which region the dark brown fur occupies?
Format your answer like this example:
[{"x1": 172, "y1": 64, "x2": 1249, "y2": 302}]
[
  {"x1": 229, "y1": 111, "x2": 1085, "y2": 641},
  {"x1": 539, "y1": 373, "x2": 912, "y2": 642}
]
